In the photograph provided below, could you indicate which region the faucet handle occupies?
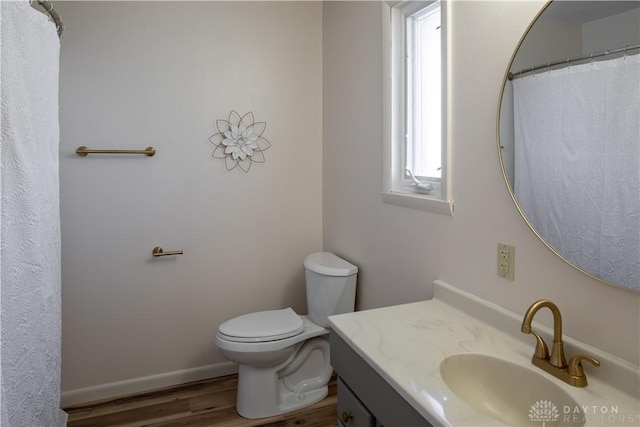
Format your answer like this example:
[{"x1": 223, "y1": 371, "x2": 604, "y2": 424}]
[
  {"x1": 567, "y1": 354, "x2": 600, "y2": 378},
  {"x1": 530, "y1": 330, "x2": 549, "y2": 359}
]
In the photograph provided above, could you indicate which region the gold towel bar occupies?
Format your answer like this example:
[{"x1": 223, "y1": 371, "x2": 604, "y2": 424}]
[
  {"x1": 76, "y1": 146, "x2": 156, "y2": 157},
  {"x1": 152, "y1": 246, "x2": 183, "y2": 257}
]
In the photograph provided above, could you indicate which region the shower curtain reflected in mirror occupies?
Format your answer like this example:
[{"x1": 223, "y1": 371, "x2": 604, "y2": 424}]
[{"x1": 513, "y1": 55, "x2": 640, "y2": 289}]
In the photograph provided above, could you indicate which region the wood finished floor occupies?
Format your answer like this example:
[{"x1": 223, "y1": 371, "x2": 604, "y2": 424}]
[{"x1": 64, "y1": 375, "x2": 338, "y2": 427}]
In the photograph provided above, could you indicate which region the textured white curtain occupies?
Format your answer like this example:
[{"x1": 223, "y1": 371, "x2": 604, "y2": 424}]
[
  {"x1": 513, "y1": 54, "x2": 640, "y2": 289},
  {"x1": 1, "y1": 1, "x2": 66, "y2": 425}
]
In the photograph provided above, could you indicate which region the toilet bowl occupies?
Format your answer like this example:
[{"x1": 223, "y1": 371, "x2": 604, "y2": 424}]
[
  {"x1": 216, "y1": 311, "x2": 332, "y2": 418},
  {"x1": 215, "y1": 252, "x2": 358, "y2": 419}
]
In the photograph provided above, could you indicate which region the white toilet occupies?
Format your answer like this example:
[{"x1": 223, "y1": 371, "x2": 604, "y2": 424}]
[{"x1": 215, "y1": 252, "x2": 358, "y2": 419}]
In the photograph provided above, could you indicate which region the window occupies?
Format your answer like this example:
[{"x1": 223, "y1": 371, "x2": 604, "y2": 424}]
[{"x1": 382, "y1": 0, "x2": 453, "y2": 215}]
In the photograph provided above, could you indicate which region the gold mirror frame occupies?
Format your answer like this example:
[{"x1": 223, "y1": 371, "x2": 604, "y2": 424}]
[{"x1": 496, "y1": 0, "x2": 639, "y2": 292}]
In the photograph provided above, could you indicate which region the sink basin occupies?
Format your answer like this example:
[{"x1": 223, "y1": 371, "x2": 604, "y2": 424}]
[{"x1": 440, "y1": 354, "x2": 584, "y2": 426}]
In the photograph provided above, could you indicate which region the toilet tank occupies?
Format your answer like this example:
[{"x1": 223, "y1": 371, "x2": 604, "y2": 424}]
[{"x1": 303, "y1": 252, "x2": 358, "y2": 328}]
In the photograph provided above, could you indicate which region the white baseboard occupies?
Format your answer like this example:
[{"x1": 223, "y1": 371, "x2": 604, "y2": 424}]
[{"x1": 61, "y1": 361, "x2": 238, "y2": 408}]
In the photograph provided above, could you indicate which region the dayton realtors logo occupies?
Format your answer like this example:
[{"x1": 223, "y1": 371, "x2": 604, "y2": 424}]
[
  {"x1": 529, "y1": 400, "x2": 559, "y2": 426},
  {"x1": 529, "y1": 400, "x2": 640, "y2": 426}
]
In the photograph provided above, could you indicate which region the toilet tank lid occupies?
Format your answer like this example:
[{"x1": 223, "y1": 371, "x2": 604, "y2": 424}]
[{"x1": 303, "y1": 252, "x2": 358, "y2": 277}]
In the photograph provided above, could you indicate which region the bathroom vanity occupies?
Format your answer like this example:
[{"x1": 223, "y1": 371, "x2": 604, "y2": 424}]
[
  {"x1": 328, "y1": 281, "x2": 639, "y2": 427},
  {"x1": 331, "y1": 331, "x2": 431, "y2": 427}
]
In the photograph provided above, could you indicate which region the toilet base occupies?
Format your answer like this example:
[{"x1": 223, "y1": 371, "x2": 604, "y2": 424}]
[
  {"x1": 237, "y1": 379, "x2": 329, "y2": 419},
  {"x1": 235, "y1": 336, "x2": 332, "y2": 419}
]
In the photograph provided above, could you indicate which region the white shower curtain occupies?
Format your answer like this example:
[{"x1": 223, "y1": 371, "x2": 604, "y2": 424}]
[
  {"x1": 1, "y1": 1, "x2": 66, "y2": 425},
  {"x1": 513, "y1": 54, "x2": 640, "y2": 289}
]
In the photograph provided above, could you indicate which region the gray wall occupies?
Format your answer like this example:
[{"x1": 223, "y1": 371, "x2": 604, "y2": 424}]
[
  {"x1": 322, "y1": 0, "x2": 639, "y2": 365},
  {"x1": 58, "y1": 1, "x2": 322, "y2": 404}
]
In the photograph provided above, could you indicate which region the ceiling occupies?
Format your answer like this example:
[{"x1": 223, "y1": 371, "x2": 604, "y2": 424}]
[{"x1": 541, "y1": 0, "x2": 639, "y2": 24}]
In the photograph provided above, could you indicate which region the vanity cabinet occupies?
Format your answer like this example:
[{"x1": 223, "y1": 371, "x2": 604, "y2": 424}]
[
  {"x1": 337, "y1": 378, "x2": 375, "y2": 427},
  {"x1": 330, "y1": 331, "x2": 432, "y2": 427}
]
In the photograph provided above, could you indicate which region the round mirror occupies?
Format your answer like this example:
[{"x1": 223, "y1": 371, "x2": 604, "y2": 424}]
[{"x1": 498, "y1": 1, "x2": 640, "y2": 290}]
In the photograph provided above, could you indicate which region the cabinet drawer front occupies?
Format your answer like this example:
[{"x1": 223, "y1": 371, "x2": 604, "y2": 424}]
[{"x1": 337, "y1": 378, "x2": 375, "y2": 427}]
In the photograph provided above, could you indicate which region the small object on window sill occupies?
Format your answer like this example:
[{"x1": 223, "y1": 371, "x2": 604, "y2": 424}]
[{"x1": 406, "y1": 168, "x2": 433, "y2": 194}]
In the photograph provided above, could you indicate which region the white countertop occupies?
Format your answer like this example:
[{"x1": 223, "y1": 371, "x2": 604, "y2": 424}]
[{"x1": 328, "y1": 280, "x2": 640, "y2": 427}]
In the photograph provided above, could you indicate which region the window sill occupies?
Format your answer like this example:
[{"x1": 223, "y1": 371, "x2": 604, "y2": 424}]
[{"x1": 380, "y1": 191, "x2": 454, "y2": 216}]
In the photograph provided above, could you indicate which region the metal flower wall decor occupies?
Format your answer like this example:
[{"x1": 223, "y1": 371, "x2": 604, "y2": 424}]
[{"x1": 209, "y1": 111, "x2": 271, "y2": 173}]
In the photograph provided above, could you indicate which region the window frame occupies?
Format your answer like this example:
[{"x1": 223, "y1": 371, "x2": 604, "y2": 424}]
[{"x1": 381, "y1": 0, "x2": 453, "y2": 216}]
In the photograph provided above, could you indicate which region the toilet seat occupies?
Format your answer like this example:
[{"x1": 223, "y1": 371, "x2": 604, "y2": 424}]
[{"x1": 218, "y1": 307, "x2": 304, "y2": 343}]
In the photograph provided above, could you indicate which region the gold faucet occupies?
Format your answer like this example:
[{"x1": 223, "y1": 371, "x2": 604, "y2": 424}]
[{"x1": 521, "y1": 300, "x2": 600, "y2": 387}]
